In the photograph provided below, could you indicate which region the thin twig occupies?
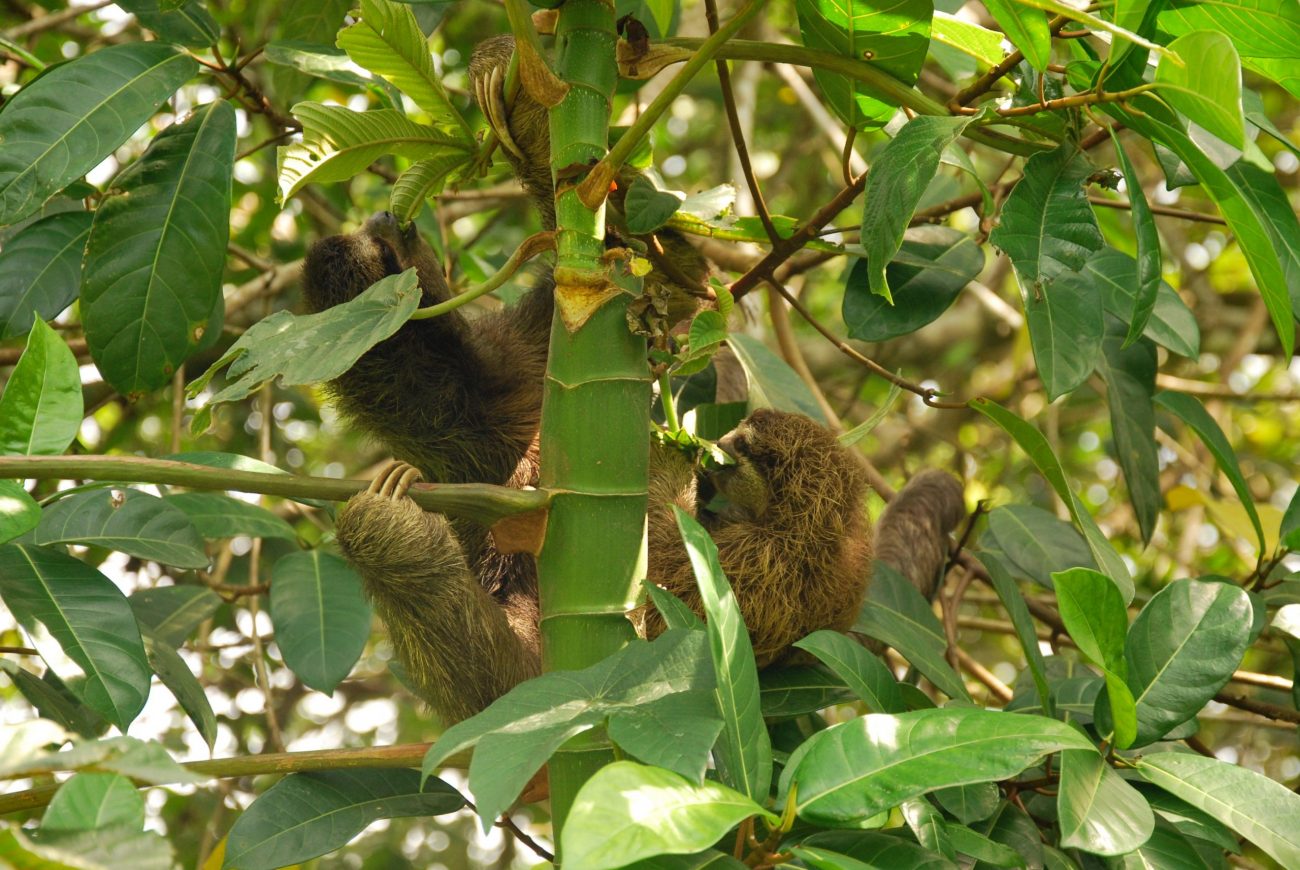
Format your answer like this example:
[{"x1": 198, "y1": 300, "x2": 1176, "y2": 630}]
[
  {"x1": 3, "y1": 0, "x2": 113, "y2": 39},
  {"x1": 1214, "y1": 692, "x2": 1300, "y2": 726},
  {"x1": 497, "y1": 814, "x2": 554, "y2": 862}
]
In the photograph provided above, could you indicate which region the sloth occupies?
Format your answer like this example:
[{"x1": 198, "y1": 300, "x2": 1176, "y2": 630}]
[{"x1": 302, "y1": 213, "x2": 966, "y2": 724}]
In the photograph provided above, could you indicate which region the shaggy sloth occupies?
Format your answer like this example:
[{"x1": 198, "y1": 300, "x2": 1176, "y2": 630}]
[{"x1": 302, "y1": 214, "x2": 965, "y2": 724}]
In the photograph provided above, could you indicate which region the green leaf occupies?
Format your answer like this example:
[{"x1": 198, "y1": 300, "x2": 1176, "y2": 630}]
[
  {"x1": 932, "y1": 12, "x2": 1004, "y2": 67},
  {"x1": 1113, "y1": 105, "x2": 1294, "y2": 355},
  {"x1": 1083, "y1": 249, "x2": 1198, "y2": 357},
  {"x1": 116, "y1": 0, "x2": 220, "y2": 47},
  {"x1": 1154, "y1": 391, "x2": 1265, "y2": 555},
  {"x1": 985, "y1": 505, "x2": 1095, "y2": 588},
  {"x1": 388, "y1": 151, "x2": 473, "y2": 223},
  {"x1": 980, "y1": 0, "x2": 1050, "y2": 69},
  {"x1": 0, "y1": 43, "x2": 197, "y2": 225},
  {"x1": 1096, "y1": 333, "x2": 1160, "y2": 543},
  {"x1": 43, "y1": 771, "x2": 143, "y2": 833},
  {"x1": 127, "y1": 585, "x2": 221, "y2": 647},
  {"x1": 726, "y1": 332, "x2": 827, "y2": 425},
  {"x1": 672, "y1": 506, "x2": 772, "y2": 803},
  {"x1": 1139, "y1": 784, "x2": 1242, "y2": 853},
  {"x1": 1057, "y1": 749, "x2": 1154, "y2": 855},
  {"x1": 263, "y1": 40, "x2": 372, "y2": 86},
  {"x1": 979, "y1": 802, "x2": 1044, "y2": 867},
  {"x1": 1136, "y1": 752, "x2": 1300, "y2": 867},
  {"x1": 1125, "y1": 578, "x2": 1252, "y2": 746},
  {"x1": 1155, "y1": 33, "x2": 1245, "y2": 149},
  {"x1": 81, "y1": 100, "x2": 235, "y2": 395},
  {"x1": 164, "y1": 493, "x2": 296, "y2": 541},
  {"x1": 901, "y1": 797, "x2": 955, "y2": 859},
  {"x1": 789, "y1": 708, "x2": 1096, "y2": 825},
  {"x1": 422, "y1": 630, "x2": 713, "y2": 829},
  {"x1": 337, "y1": 0, "x2": 470, "y2": 137},
  {"x1": 0, "y1": 480, "x2": 41, "y2": 545},
  {"x1": 1159, "y1": 0, "x2": 1300, "y2": 97},
  {"x1": 277, "y1": 104, "x2": 472, "y2": 201},
  {"x1": 854, "y1": 562, "x2": 970, "y2": 700},
  {"x1": 0, "y1": 211, "x2": 91, "y2": 340},
  {"x1": 800, "y1": 830, "x2": 959, "y2": 867},
  {"x1": 625, "y1": 176, "x2": 684, "y2": 235},
  {"x1": 562, "y1": 761, "x2": 775, "y2": 870},
  {"x1": 1019, "y1": 255, "x2": 1104, "y2": 400},
  {"x1": 224, "y1": 769, "x2": 464, "y2": 870},
  {"x1": 644, "y1": 579, "x2": 705, "y2": 631},
  {"x1": 795, "y1": 0, "x2": 934, "y2": 129},
  {"x1": 269, "y1": 550, "x2": 371, "y2": 695},
  {"x1": 34, "y1": 489, "x2": 208, "y2": 569},
  {"x1": 933, "y1": 782, "x2": 1000, "y2": 824},
  {"x1": 759, "y1": 665, "x2": 855, "y2": 718},
  {"x1": 0, "y1": 318, "x2": 83, "y2": 456},
  {"x1": 1052, "y1": 567, "x2": 1137, "y2": 748},
  {"x1": 978, "y1": 553, "x2": 1052, "y2": 717},
  {"x1": 0, "y1": 660, "x2": 108, "y2": 737},
  {"x1": 141, "y1": 629, "x2": 217, "y2": 748},
  {"x1": 608, "y1": 692, "x2": 723, "y2": 782},
  {"x1": 7, "y1": 822, "x2": 174, "y2": 870},
  {"x1": 0, "y1": 544, "x2": 150, "y2": 731},
  {"x1": 1228, "y1": 161, "x2": 1300, "y2": 328},
  {"x1": 794, "y1": 629, "x2": 903, "y2": 713},
  {"x1": 990, "y1": 144, "x2": 1104, "y2": 292},
  {"x1": 971, "y1": 399, "x2": 1133, "y2": 601},
  {"x1": 188, "y1": 270, "x2": 422, "y2": 433},
  {"x1": 859, "y1": 115, "x2": 977, "y2": 301},
  {"x1": 843, "y1": 226, "x2": 984, "y2": 340},
  {"x1": 1110, "y1": 136, "x2": 1163, "y2": 347}
]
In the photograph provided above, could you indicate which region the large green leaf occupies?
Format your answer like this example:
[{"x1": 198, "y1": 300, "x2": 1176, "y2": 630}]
[
  {"x1": 608, "y1": 691, "x2": 724, "y2": 783},
  {"x1": 970, "y1": 399, "x2": 1133, "y2": 601},
  {"x1": 81, "y1": 100, "x2": 235, "y2": 395},
  {"x1": 726, "y1": 332, "x2": 826, "y2": 424},
  {"x1": 422, "y1": 630, "x2": 713, "y2": 829},
  {"x1": 1155, "y1": 32, "x2": 1245, "y2": 149},
  {"x1": 1125, "y1": 579, "x2": 1252, "y2": 746},
  {"x1": 117, "y1": 0, "x2": 220, "y2": 47},
  {"x1": 794, "y1": 629, "x2": 903, "y2": 713},
  {"x1": 223, "y1": 769, "x2": 464, "y2": 870},
  {"x1": 141, "y1": 628, "x2": 216, "y2": 748},
  {"x1": 758, "y1": 665, "x2": 855, "y2": 718},
  {"x1": 843, "y1": 227, "x2": 984, "y2": 340},
  {"x1": 789, "y1": 708, "x2": 1096, "y2": 825},
  {"x1": 33, "y1": 489, "x2": 208, "y2": 569},
  {"x1": 164, "y1": 492, "x2": 297, "y2": 541},
  {"x1": 981, "y1": 0, "x2": 1051, "y2": 69},
  {"x1": 0, "y1": 319, "x2": 82, "y2": 456},
  {"x1": 990, "y1": 144, "x2": 1103, "y2": 292},
  {"x1": 932, "y1": 11, "x2": 1004, "y2": 67},
  {"x1": 277, "y1": 103, "x2": 472, "y2": 201},
  {"x1": 1136, "y1": 752, "x2": 1300, "y2": 867},
  {"x1": 269, "y1": 550, "x2": 371, "y2": 695},
  {"x1": 0, "y1": 659, "x2": 108, "y2": 736},
  {"x1": 672, "y1": 506, "x2": 772, "y2": 803},
  {"x1": 337, "y1": 0, "x2": 471, "y2": 137},
  {"x1": 127, "y1": 585, "x2": 222, "y2": 647},
  {"x1": 1095, "y1": 332, "x2": 1160, "y2": 543},
  {"x1": 0, "y1": 544, "x2": 150, "y2": 731},
  {"x1": 0, "y1": 211, "x2": 91, "y2": 340},
  {"x1": 1020, "y1": 256, "x2": 1105, "y2": 400},
  {"x1": 978, "y1": 553, "x2": 1052, "y2": 716},
  {"x1": 43, "y1": 772, "x2": 144, "y2": 832},
  {"x1": 389, "y1": 152, "x2": 475, "y2": 223},
  {"x1": 0, "y1": 481, "x2": 40, "y2": 546},
  {"x1": 1228, "y1": 162, "x2": 1300, "y2": 324},
  {"x1": 263, "y1": 40, "x2": 372, "y2": 86},
  {"x1": 0, "y1": 43, "x2": 197, "y2": 225},
  {"x1": 1052, "y1": 568, "x2": 1136, "y2": 748},
  {"x1": 1154, "y1": 391, "x2": 1265, "y2": 555},
  {"x1": 1109, "y1": 135, "x2": 1162, "y2": 347},
  {"x1": 795, "y1": 0, "x2": 933, "y2": 129},
  {"x1": 799, "y1": 830, "x2": 958, "y2": 868},
  {"x1": 187, "y1": 270, "x2": 421, "y2": 433},
  {"x1": 1088, "y1": 248, "x2": 1199, "y2": 358},
  {"x1": 853, "y1": 562, "x2": 970, "y2": 700},
  {"x1": 7, "y1": 822, "x2": 173, "y2": 870},
  {"x1": 985, "y1": 504, "x2": 1095, "y2": 588},
  {"x1": 1158, "y1": 0, "x2": 1300, "y2": 97},
  {"x1": 858, "y1": 114, "x2": 977, "y2": 301},
  {"x1": 562, "y1": 762, "x2": 775, "y2": 870}
]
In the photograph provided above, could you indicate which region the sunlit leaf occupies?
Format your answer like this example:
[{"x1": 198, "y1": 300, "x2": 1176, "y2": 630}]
[
  {"x1": 269, "y1": 550, "x2": 371, "y2": 695},
  {"x1": 34, "y1": 489, "x2": 208, "y2": 569},
  {"x1": 0, "y1": 319, "x2": 83, "y2": 456}
]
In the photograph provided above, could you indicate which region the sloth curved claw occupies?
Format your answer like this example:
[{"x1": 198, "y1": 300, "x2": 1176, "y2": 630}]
[
  {"x1": 483, "y1": 64, "x2": 525, "y2": 161},
  {"x1": 368, "y1": 461, "x2": 424, "y2": 500}
]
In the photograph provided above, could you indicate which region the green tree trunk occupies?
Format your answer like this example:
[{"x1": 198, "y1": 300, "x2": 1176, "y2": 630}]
[{"x1": 537, "y1": 0, "x2": 650, "y2": 834}]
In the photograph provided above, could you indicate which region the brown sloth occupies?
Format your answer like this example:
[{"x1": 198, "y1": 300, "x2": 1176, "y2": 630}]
[{"x1": 302, "y1": 214, "x2": 965, "y2": 724}]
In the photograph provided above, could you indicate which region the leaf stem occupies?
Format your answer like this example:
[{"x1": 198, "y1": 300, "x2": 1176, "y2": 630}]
[{"x1": 409, "y1": 231, "x2": 555, "y2": 319}]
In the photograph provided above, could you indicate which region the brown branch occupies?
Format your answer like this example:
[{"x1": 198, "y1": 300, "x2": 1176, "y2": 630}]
[
  {"x1": 3, "y1": 0, "x2": 113, "y2": 39},
  {"x1": 0, "y1": 645, "x2": 39, "y2": 655},
  {"x1": 1214, "y1": 692, "x2": 1300, "y2": 726},
  {"x1": 1089, "y1": 196, "x2": 1227, "y2": 225},
  {"x1": 950, "y1": 16, "x2": 1070, "y2": 110},
  {"x1": 0, "y1": 338, "x2": 89, "y2": 366},
  {"x1": 953, "y1": 645, "x2": 1014, "y2": 702}
]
